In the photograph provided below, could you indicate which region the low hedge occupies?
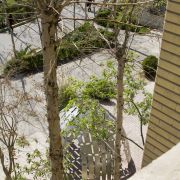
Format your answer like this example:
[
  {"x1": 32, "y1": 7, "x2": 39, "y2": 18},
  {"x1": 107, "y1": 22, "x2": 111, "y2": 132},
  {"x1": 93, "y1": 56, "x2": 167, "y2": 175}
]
[
  {"x1": 148, "y1": 0, "x2": 166, "y2": 15},
  {"x1": 95, "y1": 9, "x2": 114, "y2": 28},
  {"x1": 4, "y1": 51, "x2": 43, "y2": 75},
  {"x1": 3, "y1": 22, "x2": 115, "y2": 76},
  {"x1": 58, "y1": 83, "x2": 77, "y2": 111},
  {"x1": 142, "y1": 55, "x2": 158, "y2": 80},
  {"x1": 83, "y1": 76, "x2": 116, "y2": 101},
  {"x1": 58, "y1": 75, "x2": 116, "y2": 110},
  {"x1": 95, "y1": 8, "x2": 150, "y2": 34},
  {"x1": 0, "y1": 3, "x2": 34, "y2": 29}
]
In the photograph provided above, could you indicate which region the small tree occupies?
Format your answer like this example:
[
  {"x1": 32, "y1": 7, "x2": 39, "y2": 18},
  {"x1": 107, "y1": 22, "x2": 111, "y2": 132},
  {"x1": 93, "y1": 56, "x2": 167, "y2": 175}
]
[
  {"x1": 113, "y1": 3, "x2": 137, "y2": 179},
  {"x1": 0, "y1": 80, "x2": 24, "y2": 179},
  {"x1": 35, "y1": 1, "x2": 68, "y2": 179}
]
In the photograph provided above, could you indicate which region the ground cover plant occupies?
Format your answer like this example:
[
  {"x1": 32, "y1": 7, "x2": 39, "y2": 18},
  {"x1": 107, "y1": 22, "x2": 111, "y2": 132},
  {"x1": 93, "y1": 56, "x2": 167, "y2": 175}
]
[
  {"x1": 0, "y1": 1, "x2": 34, "y2": 29},
  {"x1": 58, "y1": 63, "x2": 117, "y2": 111},
  {"x1": 142, "y1": 55, "x2": 158, "y2": 80},
  {"x1": 3, "y1": 22, "x2": 115, "y2": 76},
  {"x1": 95, "y1": 8, "x2": 150, "y2": 34},
  {"x1": 148, "y1": 0, "x2": 166, "y2": 15}
]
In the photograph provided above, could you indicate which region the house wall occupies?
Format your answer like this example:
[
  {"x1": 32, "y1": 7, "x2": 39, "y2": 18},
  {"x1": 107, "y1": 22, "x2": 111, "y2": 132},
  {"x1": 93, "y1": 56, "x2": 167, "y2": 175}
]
[{"x1": 142, "y1": 0, "x2": 180, "y2": 167}]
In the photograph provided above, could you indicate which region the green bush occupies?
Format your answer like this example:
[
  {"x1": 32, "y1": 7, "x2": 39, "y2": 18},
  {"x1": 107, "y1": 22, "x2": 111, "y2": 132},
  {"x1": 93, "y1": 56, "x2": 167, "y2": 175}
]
[
  {"x1": 57, "y1": 23, "x2": 115, "y2": 63},
  {"x1": 3, "y1": 58, "x2": 28, "y2": 75},
  {"x1": 142, "y1": 55, "x2": 158, "y2": 80},
  {"x1": 0, "y1": 15, "x2": 6, "y2": 29},
  {"x1": 58, "y1": 64, "x2": 117, "y2": 110},
  {"x1": 95, "y1": 9, "x2": 114, "y2": 28},
  {"x1": 83, "y1": 76, "x2": 116, "y2": 101},
  {"x1": 4, "y1": 22, "x2": 115, "y2": 76},
  {"x1": 3, "y1": 47, "x2": 43, "y2": 76},
  {"x1": 0, "y1": 3, "x2": 34, "y2": 29},
  {"x1": 149, "y1": 0, "x2": 166, "y2": 15},
  {"x1": 58, "y1": 83, "x2": 77, "y2": 111},
  {"x1": 95, "y1": 8, "x2": 150, "y2": 34}
]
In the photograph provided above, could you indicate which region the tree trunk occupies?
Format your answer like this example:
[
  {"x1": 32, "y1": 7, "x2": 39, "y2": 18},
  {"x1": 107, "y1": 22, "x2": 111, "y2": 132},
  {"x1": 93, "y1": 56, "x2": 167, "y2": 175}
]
[
  {"x1": 114, "y1": 2, "x2": 135, "y2": 178},
  {"x1": 5, "y1": 175, "x2": 12, "y2": 180},
  {"x1": 41, "y1": 14, "x2": 64, "y2": 180},
  {"x1": 114, "y1": 55, "x2": 125, "y2": 180}
]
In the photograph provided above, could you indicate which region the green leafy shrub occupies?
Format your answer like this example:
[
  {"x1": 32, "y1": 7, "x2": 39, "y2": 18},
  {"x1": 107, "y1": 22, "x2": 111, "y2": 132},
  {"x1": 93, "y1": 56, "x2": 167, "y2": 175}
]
[
  {"x1": 142, "y1": 55, "x2": 158, "y2": 80},
  {"x1": 149, "y1": 0, "x2": 166, "y2": 15},
  {"x1": 0, "y1": 3, "x2": 34, "y2": 29},
  {"x1": 58, "y1": 82, "x2": 78, "y2": 111},
  {"x1": 3, "y1": 58, "x2": 28, "y2": 75},
  {"x1": 63, "y1": 98, "x2": 114, "y2": 141},
  {"x1": 58, "y1": 62, "x2": 117, "y2": 110},
  {"x1": 59, "y1": 22, "x2": 115, "y2": 57},
  {"x1": 95, "y1": 8, "x2": 150, "y2": 34},
  {"x1": 83, "y1": 76, "x2": 116, "y2": 101},
  {"x1": 95, "y1": 9, "x2": 114, "y2": 28},
  {"x1": 4, "y1": 22, "x2": 115, "y2": 76},
  {"x1": 0, "y1": 14, "x2": 6, "y2": 29},
  {"x1": 82, "y1": 61, "x2": 116, "y2": 101},
  {"x1": 3, "y1": 47, "x2": 43, "y2": 76},
  {"x1": 22, "y1": 53, "x2": 43, "y2": 71}
]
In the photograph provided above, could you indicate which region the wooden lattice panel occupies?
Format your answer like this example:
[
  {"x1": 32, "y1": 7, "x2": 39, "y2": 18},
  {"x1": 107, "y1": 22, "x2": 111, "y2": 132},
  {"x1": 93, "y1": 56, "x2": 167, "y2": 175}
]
[{"x1": 65, "y1": 131, "x2": 136, "y2": 179}]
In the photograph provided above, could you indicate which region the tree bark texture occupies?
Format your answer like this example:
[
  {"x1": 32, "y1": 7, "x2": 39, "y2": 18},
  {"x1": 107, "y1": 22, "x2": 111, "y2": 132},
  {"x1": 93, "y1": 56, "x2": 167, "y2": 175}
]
[
  {"x1": 41, "y1": 14, "x2": 64, "y2": 180},
  {"x1": 114, "y1": 55, "x2": 125, "y2": 180}
]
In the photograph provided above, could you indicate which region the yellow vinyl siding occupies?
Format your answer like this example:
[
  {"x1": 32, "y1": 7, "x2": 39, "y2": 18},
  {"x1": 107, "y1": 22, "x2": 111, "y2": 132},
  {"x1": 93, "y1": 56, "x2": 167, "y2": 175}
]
[{"x1": 142, "y1": 0, "x2": 180, "y2": 167}]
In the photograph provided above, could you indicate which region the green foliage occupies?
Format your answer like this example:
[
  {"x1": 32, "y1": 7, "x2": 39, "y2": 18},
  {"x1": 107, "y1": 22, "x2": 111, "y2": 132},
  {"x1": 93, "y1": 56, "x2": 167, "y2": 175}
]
[
  {"x1": 16, "y1": 136, "x2": 30, "y2": 148},
  {"x1": 63, "y1": 98, "x2": 114, "y2": 141},
  {"x1": 14, "y1": 149, "x2": 51, "y2": 179},
  {"x1": 149, "y1": 0, "x2": 166, "y2": 15},
  {"x1": 83, "y1": 61, "x2": 116, "y2": 101},
  {"x1": 62, "y1": 56, "x2": 152, "y2": 144},
  {"x1": 58, "y1": 56, "x2": 152, "y2": 126},
  {"x1": 58, "y1": 62, "x2": 116, "y2": 111},
  {"x1": 58, "y1": 80, "x2": 79, "y2": 111},
  {"x1": 95, "y1": 8, "x2": 150, "y2": 34},
  {"x1": 142, "y1": 55, "x2": 158, "y2": 80},
  {"x1": 124, "y1": 54, "x2": 153, "y2": 125},
  {"x1": 83, "y1": 76, "x2": 116, "y2": 101},
  {"x1": 0, "y1": 3, "x2": 34, "y2": 29},
  {"x1": 3, "y1": 47, "x2": 43, "y2": 75},
  {"x1": 3, "y1": 22, "x2": 115, "y2": 76},
  {"x1": 95, "y1": 8, "x2": 114, "y2": 28},
  {"x1": 58, "y1": 22, "x2": 115, "y2": 60}
]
